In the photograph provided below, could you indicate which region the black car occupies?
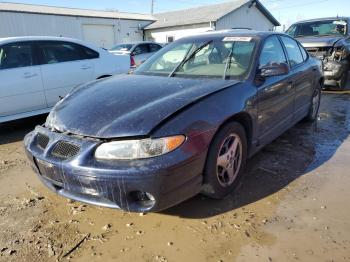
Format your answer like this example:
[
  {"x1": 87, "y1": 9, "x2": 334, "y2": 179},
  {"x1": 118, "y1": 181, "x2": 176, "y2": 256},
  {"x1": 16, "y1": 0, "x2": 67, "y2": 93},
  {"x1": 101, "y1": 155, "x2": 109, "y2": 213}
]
[
  {"x1": 24, "y1": 31, "x2": 323, "y2": 213},
  {"x1": 286, "y1": 17, "x2": 350, "y2": 89}
]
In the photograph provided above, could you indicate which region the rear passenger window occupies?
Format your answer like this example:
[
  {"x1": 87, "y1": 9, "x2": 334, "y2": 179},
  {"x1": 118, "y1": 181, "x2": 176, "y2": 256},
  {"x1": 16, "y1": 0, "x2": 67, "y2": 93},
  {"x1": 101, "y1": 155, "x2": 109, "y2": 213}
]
[
  {"x1": 133, "y1": 44, "x2": 149, "y2": 55},
  {"x1": 280, "y1": 36, "x2": 304, "y2": 67},
  {"x1": 0, "y1": 42, "x2": 34, "y2": 69},
  {"x1": 298, "y1": 43, "x2": 308, "y2": 61},
  {"x1": 149, "y1": 44, "x2": 162, "y2": 52},
  {"x1": 259, "y1": 36, "x2": 287, "y2": 68},
  {"x1": 81, "y1": 45, "x2": 99, "y2": 59},
  {"x1": 39, "y1": 41, "x2": 89, "y2": 64}
]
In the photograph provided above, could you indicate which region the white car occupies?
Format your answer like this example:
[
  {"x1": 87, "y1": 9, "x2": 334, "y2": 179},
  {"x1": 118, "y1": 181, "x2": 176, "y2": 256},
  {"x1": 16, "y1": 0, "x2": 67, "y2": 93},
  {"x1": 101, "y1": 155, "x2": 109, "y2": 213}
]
[
  {"x1": 109, "y1": 42, "x2": 163, "y2": 68},
  {"x1": 0, "y1": 36, "x2": 130, "y2": 123}
]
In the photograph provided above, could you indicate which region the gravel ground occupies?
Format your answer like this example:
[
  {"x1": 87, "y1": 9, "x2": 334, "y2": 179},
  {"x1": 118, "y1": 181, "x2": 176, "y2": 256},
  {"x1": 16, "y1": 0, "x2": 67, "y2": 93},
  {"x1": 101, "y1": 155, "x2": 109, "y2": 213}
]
[{"x1": 0, "y1": 89, "x2": 349, "y2": 262}]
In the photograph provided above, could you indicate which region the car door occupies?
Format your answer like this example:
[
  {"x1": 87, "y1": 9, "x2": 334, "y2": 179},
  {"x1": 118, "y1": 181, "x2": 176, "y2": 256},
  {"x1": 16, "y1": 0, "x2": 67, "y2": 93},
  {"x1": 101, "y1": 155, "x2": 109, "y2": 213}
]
[
  {"x1": 131, "y1": 44, "x2": 150, "y2": 66},
  {"x1": 0, "y1": 41, "x2": 46, "y2": 118},
  {"x1": 37, "y1": 41, "x2": 94, "y2": 107},
  {"x1": 256, "y1": 35, "x2": 295, "y2": 145},
  {"x1": 280, "y1": 36, "x2": 314, "y2": 121}
]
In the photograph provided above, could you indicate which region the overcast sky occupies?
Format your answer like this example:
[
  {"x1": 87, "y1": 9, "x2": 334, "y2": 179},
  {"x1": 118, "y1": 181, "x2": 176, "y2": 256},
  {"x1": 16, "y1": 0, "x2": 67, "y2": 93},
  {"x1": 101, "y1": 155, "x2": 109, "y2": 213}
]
[{"x1": 2, "y1": 0, "x2": 350, "y2": 29}]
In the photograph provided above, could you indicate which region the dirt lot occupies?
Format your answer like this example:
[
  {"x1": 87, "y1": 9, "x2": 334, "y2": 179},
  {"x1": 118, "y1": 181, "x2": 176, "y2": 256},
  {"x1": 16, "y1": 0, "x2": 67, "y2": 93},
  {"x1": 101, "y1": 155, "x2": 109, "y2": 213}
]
[{"x1": 0, "y1": 89, "x2": 350, "y2": 262}]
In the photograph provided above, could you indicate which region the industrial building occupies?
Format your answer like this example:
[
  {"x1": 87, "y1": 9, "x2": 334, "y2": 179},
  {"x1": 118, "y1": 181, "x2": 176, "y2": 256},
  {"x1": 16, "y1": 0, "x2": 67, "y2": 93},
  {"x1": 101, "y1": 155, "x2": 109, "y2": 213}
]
[
  {"x1": 0, "y1": 2, "x2": 156, "y2": 48},
  {"x1": 145, "y1": 0, "x2": 280, "y2": 43}
]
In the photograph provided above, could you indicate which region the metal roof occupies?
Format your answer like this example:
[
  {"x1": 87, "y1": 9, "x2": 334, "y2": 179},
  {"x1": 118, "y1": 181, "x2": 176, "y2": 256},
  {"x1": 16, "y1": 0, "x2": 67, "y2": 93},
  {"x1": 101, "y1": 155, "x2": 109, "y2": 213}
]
[
  {"x1": 293, "y1": 17, "x2": 350, "y2": 24},
  {"x1": 145, "y1": 0, "x2": 280, "y2": 30},
  {"x1": 0, "y1": 2, "x2": 156, "y2": 21},
  {"x1": 0, "y1": 36, "x2": 103, "y2": 50},
  {"x1": 176, "y1": 29, "x2": 280, "y2": 42}
]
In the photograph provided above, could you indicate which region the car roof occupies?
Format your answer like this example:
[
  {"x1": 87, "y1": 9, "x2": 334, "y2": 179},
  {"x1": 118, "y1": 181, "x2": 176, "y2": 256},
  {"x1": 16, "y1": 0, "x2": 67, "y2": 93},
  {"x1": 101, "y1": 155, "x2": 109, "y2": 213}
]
[
  {"x1": 114, "y1": 41, "x2": 161, "y2": 45},
  {"x1": 292, "y1": 17, "x2": 350, "y2": 24},
  {"x1": 177, "y1": 30, "x2": 282, "y2": 42},
  {"x1": 0, "y1": 36, "x2": 101, "y2": 50}
]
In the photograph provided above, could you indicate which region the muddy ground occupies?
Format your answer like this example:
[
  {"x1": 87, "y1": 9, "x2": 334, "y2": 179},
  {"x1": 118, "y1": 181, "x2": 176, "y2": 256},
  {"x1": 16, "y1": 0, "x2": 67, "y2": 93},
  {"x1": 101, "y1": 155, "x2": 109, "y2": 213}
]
[{"x1": 0, "y1": 89, "x2": 350, "y2": 262}]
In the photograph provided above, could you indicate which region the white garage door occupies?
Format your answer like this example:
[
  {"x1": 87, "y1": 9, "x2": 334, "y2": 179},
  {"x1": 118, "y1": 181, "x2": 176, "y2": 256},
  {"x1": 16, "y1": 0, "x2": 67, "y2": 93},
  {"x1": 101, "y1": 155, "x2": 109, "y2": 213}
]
[{"x1": 82, "y1": 24, "x2": 115, "y2": 49}]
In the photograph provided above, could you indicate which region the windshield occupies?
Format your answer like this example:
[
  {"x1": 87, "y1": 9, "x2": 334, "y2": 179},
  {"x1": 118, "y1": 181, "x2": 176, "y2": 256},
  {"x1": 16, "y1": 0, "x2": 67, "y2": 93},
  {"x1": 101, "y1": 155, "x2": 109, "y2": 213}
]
[
  {"x1": 286, "y1": 19, "x2": 348, "y2": 37},
  {"x1": 135, "y1": 37, "x2": 256, "y2": 79},
  {"x1": 110, "y1": 44, "x2": 133, "y2": 51}
]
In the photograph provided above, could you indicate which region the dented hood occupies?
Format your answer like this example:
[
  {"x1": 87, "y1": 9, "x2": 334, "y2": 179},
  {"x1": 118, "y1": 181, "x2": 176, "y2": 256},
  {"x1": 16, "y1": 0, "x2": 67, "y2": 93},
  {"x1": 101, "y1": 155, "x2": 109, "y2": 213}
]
[
  {"x1": 46, "y1": 74, "x2": 239, "y2": 138},
  {"x1": 297, "y1": 35, "x2": 343, "y2": 48}
]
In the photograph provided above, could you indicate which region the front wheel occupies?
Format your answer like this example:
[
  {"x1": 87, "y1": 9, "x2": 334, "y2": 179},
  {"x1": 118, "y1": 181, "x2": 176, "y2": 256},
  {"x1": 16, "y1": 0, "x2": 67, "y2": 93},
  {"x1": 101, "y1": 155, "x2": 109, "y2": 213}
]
[{"x1": 202, "y1": 122, "x2": 247, "y2": 199}]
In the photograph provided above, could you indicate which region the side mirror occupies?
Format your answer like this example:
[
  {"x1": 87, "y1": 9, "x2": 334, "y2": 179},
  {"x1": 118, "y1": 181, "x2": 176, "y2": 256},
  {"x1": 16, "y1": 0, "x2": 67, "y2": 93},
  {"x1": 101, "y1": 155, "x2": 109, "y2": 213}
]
[{"x1": 259, "y1": 63, "x2": 289, "y2": 77}]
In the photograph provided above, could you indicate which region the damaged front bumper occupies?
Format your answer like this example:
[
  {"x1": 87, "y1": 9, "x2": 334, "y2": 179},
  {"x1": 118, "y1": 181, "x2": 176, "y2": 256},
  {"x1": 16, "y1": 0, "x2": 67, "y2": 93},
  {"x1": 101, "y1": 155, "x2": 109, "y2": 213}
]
[
  {"x1": 323, "y1": 59, "x2": 348, "y2": 85},
  {"x1": 305, "y1": 44, "x2": 349, "y2": 86},
  {"x1": 24, "y1": 126, "x2": 205, "y2": 212}
]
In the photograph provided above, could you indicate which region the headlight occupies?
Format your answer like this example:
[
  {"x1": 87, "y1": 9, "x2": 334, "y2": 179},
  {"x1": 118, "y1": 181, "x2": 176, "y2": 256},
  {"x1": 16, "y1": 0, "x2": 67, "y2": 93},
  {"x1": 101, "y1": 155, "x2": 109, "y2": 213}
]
[{"x1": 95, "y1": 135, "x2": 186, "y2": 160}]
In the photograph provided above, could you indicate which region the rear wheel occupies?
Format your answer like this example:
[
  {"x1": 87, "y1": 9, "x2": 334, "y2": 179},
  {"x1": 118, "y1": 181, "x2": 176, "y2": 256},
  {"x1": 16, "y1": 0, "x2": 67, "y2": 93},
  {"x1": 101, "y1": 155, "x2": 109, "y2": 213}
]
[
  {"x1": 202, "y1": 122, "x2": 247, "y2": 199},
  {"x1": 304, "y1": 84, "x2": 321, "y2": 122}
]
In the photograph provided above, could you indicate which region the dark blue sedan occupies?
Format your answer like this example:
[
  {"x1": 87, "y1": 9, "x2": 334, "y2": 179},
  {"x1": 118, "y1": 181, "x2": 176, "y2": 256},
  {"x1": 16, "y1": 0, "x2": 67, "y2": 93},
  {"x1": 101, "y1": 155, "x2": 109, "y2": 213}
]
[{"x1": 24, "y1": 30, "x2": 323, "y2": 212}]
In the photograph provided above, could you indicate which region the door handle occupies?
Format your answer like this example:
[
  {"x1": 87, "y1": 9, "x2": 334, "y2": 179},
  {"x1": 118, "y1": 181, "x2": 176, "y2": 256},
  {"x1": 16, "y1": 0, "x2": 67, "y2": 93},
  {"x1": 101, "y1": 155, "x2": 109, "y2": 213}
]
[
  {"x1": 286, "y1": 81, "x2": 293, "y2": 91},
  {"x1": 23, "y1": 72, "x2": 38, "y2": 79},
  {"x1": 81, "y1": 65, "x2": 91, "y2": 70}
]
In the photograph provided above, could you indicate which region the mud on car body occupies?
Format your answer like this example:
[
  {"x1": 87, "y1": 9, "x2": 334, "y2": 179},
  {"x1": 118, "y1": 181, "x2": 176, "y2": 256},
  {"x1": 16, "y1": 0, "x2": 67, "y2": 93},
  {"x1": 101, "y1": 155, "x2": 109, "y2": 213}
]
[
  {"x1": 24, "y1": 30, "x2": 323, "y2": 212},
  {"x1": 287, "y1": 17, "x2": 350, "y2": 89}
]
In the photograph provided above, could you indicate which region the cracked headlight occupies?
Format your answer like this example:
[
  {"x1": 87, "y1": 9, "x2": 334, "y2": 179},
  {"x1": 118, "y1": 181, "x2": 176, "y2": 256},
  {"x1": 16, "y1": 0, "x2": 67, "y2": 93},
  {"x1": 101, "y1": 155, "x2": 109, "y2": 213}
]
[{"x1": 94, "y1": 135, "x2": 186, "y2": 160}]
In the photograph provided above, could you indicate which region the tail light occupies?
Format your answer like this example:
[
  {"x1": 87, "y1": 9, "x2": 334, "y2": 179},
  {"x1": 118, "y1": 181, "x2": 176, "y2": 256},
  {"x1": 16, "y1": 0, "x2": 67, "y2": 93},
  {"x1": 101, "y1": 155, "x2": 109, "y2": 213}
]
[{"x1": 130, "y1": 55, "x2": 136, "y2": 68}]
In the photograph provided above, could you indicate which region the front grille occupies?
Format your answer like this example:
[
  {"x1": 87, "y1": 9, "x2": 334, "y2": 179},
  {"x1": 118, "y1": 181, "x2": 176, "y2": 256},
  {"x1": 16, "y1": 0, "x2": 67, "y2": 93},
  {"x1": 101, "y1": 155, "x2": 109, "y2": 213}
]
[
  {"x1": 305, "y1": 47, "x2": 332, "y2": 59},
  {"x1": 37, "y1": 133, "x2": 49, "y2": 150},
  {"x1": 51, "y1": 141, "x2": 80, "y2": 159}
]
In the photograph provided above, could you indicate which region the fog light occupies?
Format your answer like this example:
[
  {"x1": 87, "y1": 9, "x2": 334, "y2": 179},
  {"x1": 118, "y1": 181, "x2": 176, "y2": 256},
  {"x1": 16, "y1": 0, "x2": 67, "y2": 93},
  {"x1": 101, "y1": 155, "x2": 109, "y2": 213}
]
[{"x1": 129, "y1": 191, "x2": 156, "y2": 209}]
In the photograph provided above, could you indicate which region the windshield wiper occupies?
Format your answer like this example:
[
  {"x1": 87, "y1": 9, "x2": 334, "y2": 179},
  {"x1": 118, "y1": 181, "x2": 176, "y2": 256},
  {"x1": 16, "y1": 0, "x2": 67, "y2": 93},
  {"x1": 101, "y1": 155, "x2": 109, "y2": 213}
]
[
  {"x1": 223, "y1": 43, "x2": 236, "y2": 80},
  {"x1": 223, "y1": 50, "x2": 233, "y2": 80},
  {"x1": 168, "y1": 40, "x2": 213, "y2": 77}
]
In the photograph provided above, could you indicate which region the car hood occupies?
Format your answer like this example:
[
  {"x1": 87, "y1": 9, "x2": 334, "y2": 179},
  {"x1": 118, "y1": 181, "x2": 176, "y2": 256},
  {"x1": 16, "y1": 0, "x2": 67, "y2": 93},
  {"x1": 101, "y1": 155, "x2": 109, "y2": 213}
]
[
  {"x1": 296, "y1": 35, "x2": 343, "y2": 48},
  {"x1": 46, "y1": 74, "x2": 239, "y2": 138}
]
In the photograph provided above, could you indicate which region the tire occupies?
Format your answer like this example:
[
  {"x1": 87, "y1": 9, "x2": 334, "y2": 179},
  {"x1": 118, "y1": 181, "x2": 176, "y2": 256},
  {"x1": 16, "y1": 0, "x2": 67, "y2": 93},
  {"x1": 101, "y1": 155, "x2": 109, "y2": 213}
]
[
  {"x1": 337, "y1": 69, "x2": 348, "y2": 90},
  {"x1": 201, "y1": 122, "x2": 247, "y2": 199},
  {"x1": 304, "y1": 84, "x2": 321, "y2": 122}
]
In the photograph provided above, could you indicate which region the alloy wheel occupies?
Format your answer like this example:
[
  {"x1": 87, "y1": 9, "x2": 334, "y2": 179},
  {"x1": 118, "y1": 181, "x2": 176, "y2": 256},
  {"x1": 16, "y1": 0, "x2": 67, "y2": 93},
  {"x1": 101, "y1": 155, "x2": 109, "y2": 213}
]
[{"x1": 216, "y1": 134, "x2": 242, "y2": 187}]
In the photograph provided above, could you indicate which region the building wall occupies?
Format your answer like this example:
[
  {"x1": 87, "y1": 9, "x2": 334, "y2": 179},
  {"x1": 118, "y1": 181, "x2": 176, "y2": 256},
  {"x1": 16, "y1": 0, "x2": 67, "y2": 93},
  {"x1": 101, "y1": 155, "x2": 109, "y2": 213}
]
[
  {"x1": 216, "y1": 4, "x2": 275, "y2": 31},
  {"x1": 146, "y1": 4, "x2": 275, "y2": 43},
  {"x1": 0, "y1": 11, "x2": 153, "y2": 48},
  {"x1": 145, "y1": 23, "x2": 213, "y2": 43}
]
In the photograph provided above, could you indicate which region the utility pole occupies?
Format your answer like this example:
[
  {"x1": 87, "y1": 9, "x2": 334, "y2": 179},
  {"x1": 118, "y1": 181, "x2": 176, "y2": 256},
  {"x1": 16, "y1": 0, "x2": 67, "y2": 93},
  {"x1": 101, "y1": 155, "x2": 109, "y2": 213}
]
[{"x1": 151, "y1": 0, "x2": 155, "y2": 14}]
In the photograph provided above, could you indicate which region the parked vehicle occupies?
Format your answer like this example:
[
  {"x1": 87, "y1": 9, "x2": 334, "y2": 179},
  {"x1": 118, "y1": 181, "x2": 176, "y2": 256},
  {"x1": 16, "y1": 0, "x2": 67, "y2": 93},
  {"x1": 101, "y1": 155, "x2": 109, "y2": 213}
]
[
  {"x1": 0, "y1": 36, "x2": 130, "y2": 123},
  {"x1": 109, "y1": 42, "x2": 163, "y2": 68},
  {"x1": 24, "y1": 31, "x2": 323, "y2": 213},
  {"x1": 286, "y1": 17, "x2": 350, "y2": 89}
]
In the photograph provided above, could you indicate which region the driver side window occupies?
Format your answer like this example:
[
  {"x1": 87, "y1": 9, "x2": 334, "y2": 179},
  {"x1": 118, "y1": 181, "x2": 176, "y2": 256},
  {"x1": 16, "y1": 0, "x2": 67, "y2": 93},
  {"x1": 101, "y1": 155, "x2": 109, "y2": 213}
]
[
  {"x1": 0, "y1": 42, "x2": 34, "y2": 70},
  {"x1": 259, "y1": 36, "x2": 287, "y2": 68}
]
